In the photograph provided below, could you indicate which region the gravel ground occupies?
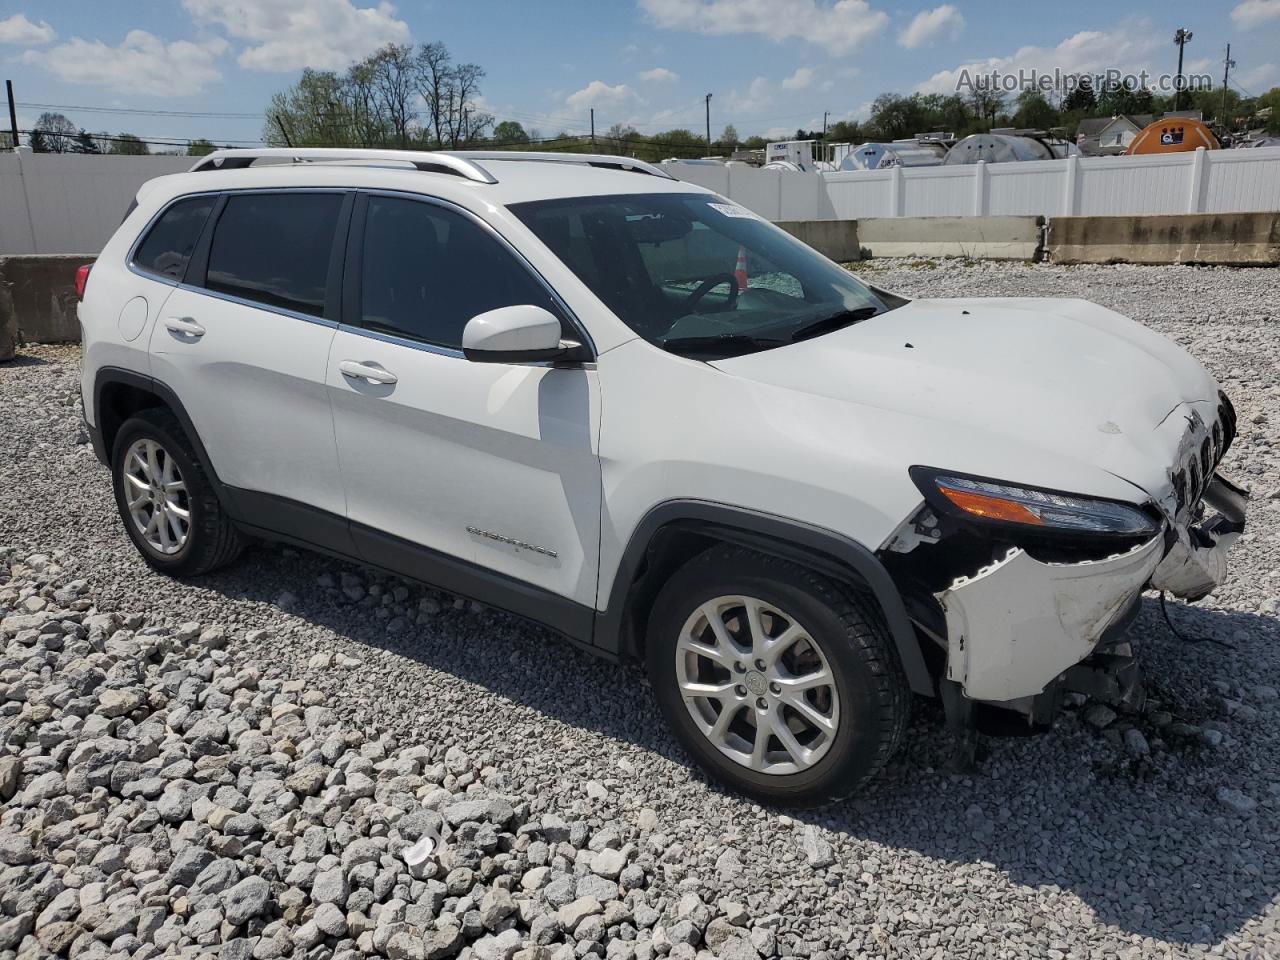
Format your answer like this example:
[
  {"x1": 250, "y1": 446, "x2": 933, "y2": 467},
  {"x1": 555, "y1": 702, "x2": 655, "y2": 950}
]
[{"x1": 1, "y1": 259, "x2": 1278, "y2": 960}]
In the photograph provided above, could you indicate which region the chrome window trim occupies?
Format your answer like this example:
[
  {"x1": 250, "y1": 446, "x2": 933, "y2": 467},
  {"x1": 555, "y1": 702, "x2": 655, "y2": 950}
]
[
  {"x1": 125, "y1": 189, "x2": 223, "y2": 287},
  {"x1": 125, "y1": 185, "x2": 595, "y2": 352}
]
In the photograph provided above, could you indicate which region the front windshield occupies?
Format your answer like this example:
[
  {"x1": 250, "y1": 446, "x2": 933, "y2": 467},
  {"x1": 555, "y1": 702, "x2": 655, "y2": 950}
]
[{"x1": 509, "y1": 192, "x2": 891, "y2": 356}]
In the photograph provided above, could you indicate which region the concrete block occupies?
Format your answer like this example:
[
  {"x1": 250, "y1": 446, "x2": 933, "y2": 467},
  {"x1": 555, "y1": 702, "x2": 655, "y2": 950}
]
[
  {"x1": 1047, "y1": 213, "x2": 1280, "y2": 266},
  {"x1": 775, "y1": 220, "x2": 861, "y2": 262},
  {"x1": 858, "y1": 216, "x2": 1044, "y2": 261},
  {"x1": 0, "y1": 254, "x2": 96, "y2": 348}
]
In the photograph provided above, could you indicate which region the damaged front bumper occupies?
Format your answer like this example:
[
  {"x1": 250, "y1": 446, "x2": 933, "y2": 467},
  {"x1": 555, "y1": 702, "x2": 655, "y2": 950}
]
[{"x1": 935, "y1": 473, "x2": 1247, "y2": 705}]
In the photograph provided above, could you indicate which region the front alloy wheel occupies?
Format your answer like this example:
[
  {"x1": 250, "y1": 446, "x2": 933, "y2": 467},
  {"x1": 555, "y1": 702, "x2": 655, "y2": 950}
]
[
  {"x1": 676, "y1": 595, "x2": 840, "y2": 774},
  {"x1": 647, "y1": 546, "x2": 909, "y2": 806}
]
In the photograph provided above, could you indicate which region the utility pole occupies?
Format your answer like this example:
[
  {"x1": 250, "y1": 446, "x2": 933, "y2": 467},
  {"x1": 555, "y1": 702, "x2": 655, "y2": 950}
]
[
  {"x1": 1173, "y1": 28, "x2": 1193, "y2": 112},
  {"x1": 1221, "y1": 43, "x2": 1235, "y2": 127},
  {"x1": 590, "y1": 108, "x2": 595, "y2": 144},
  {"x1": 823, "y1": 110, "x2": 829, "y2": 140},
  {"x1": 705, "y1": 92, "x2": 712, "y2": 156},
  {"x1": 5, "y1": 80, "x2": 18, "y2": 151}
]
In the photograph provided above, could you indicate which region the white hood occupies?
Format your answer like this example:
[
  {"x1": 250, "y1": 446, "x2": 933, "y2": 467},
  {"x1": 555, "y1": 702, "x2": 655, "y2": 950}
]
[{"x1": 712, "y1": 297, "x2": 1222, "y2": 511}]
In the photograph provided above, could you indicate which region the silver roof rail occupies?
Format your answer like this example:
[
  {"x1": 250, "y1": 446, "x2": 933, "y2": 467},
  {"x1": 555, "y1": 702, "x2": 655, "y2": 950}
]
[
  {"x1": 447, "y1": 150, "x2": 676, "y2": 180},
  {"x1": 188, "y1": 148, "x2": 497, "y2": 184}
]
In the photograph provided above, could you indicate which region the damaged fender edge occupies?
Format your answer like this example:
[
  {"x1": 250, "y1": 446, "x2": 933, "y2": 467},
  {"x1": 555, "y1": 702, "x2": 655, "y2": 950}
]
[{"x1": 937, "y1": 536, "x2": 1165, "y2": 702}]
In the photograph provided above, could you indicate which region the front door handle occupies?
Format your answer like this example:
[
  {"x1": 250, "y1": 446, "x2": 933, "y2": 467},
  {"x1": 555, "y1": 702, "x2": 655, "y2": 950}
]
[
  {"x1": 165, "y1": 317, "x2": 205, "y2": 337},
  {"x1": 339, "y1": 360, "x2": 399, "y2": 385}
]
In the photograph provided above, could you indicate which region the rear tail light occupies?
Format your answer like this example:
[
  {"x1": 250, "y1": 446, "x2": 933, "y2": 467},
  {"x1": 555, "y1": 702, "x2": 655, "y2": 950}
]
[{"x1": 74, "y1": 263, "x2": 93, "y2": 301}]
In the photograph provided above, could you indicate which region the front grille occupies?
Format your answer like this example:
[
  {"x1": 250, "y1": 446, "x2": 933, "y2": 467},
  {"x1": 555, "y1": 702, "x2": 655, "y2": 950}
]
[{"x1": 1170, "y1": 392, "x2": 1235, "y2": 516}]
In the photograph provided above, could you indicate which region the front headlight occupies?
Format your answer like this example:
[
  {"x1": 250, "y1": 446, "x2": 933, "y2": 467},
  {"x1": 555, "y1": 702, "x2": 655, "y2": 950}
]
[{"x1": 910, "y1": 467, "x2": 1159, "y2": 537}]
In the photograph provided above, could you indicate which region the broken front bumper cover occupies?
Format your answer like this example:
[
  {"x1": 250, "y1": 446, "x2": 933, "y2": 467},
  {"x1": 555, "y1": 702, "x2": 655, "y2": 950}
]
[{"x1": 936, "y1": 473, "x2": 1247, "y2": 703}]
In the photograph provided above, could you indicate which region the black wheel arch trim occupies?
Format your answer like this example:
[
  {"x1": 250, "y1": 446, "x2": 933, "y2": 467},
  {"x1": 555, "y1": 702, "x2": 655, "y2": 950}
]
[
  {"x1": 594, "y1": 500, "x2": 934, "y2": 696},
  {"x1": 93, "y1": 367, "x2": 226, "y2": 491}
]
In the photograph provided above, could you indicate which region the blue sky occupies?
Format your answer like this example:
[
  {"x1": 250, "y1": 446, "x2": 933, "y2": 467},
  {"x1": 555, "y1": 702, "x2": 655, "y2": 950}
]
[{"x1": 1, "y1": 0, "x2": 1278, "y2": 148}]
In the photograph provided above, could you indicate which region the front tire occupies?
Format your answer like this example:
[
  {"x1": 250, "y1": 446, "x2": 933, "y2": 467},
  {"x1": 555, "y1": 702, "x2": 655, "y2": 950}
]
[
  {"x1": 646, "y1": 546, "x2": 909, "y2": 806},
  {"x1": 111, "y1": 409, "x2": 243, "y2": 577}
]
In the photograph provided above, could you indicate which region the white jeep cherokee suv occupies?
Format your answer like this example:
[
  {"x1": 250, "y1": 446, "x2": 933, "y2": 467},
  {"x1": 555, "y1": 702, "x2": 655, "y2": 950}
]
[{"x1": 79, "y1": 148, "x2": 1246, "y2": 805}]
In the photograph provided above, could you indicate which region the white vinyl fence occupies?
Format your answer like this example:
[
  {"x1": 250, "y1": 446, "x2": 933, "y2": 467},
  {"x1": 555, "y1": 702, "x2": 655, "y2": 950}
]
[
  {"x1": 665, "y1": 145, "x2": 1280, "y2": 221},
  {"x1": 4, "y1": 145, "x2": 1280, "y2": 256},
  {"x1": 1, "y1": 150, "x2": 191, "y2": 255}
]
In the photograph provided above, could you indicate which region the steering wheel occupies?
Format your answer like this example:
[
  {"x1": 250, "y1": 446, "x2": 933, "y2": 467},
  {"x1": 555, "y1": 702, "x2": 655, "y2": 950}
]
[{"x1": 684, "y1": 273, "x2": 740, "y2": 312}]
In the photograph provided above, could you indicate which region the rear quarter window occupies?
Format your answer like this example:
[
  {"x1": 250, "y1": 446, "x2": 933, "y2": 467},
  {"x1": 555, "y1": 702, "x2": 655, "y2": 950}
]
[{"x1": 132, "y1": 196, "x2": 216, "y2": 281}]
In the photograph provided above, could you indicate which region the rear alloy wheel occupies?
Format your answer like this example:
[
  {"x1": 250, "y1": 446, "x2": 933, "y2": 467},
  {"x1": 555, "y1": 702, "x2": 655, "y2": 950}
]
[
  {"x1": 111, "y1": 409, "x2": 244, "y2": 577},
  {"x1": 121, "y1": 437, "x2": 191, "y2": 555},
  {"x1": 647, "y1": 546, "x2": 909, "y2": 806}
]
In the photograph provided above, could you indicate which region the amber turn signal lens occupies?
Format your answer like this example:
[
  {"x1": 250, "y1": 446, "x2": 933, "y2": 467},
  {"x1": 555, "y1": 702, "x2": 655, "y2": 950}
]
[{"x1": 938, "y1": 487, "x2": 1045, "y2": 525}]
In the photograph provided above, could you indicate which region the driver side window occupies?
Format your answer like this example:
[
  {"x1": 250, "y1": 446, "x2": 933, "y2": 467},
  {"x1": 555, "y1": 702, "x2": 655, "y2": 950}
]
[{"x1": 356, "y1": 195, "x2": 561, "y2": 350}]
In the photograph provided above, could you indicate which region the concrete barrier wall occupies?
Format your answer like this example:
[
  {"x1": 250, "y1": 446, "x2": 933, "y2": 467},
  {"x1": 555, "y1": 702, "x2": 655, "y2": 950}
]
[
  {"x1": 0, "y1": 255, "x2": 96, "y2": 354},
  {"x1": 857, "y1": 216, "x2": 1044, "y2": 260},
  {"x1": 0, "y1": 150, "x2": 192, "y2": 256},
  {"x1": 1047, "y1": 212, "x2": 1280, "y2": 265},
  {"x1": 776, "y1": 220, "x2": 861, "y2": 262}
]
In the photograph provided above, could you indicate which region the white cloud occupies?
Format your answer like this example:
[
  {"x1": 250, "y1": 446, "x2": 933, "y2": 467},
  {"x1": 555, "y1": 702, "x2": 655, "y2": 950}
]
[
  {"x1": 639, "y1": 0, "x2": 888, "y2": 55},
  {"x1": 726, "y1": 75, "x2": 773, "y2": 113},
  {"x1": 23, "y1": 30, "x2": 226, "y2": 97},
  {"x1": 916, "y1": 21, "x2": 1161, "y2": 95},
  {"x1": 182, "y1": 0, "x2": 410, "y2": 72},
  {"x1": 639, "y1": 67, "x2": 680, "y2": 83},
  {"x1": 898, "y1": 4, "x2": 964, "y2": 49},
  {"x1": 1239, "y1": 62, "x2": 1279, "y2": 89},
  {"x1": 782, "y1": 66, "x2": 815, "y2": 90},
  {"x1": 1231, "y1": 0, "x2": 1280, "y2": 27},
  {"x1": 0, "y1": 13, "x2": 54, "y2": 45},
  {"x1": 566, "y1": 80, "x2": 638, "y2": 112}
]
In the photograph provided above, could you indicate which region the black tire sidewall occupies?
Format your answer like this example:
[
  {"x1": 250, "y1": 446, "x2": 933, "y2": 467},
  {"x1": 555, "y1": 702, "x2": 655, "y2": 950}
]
[
  {"x1": 647, "y1": 553, "x2": 897, "y2": 805},
  {"x1": 111, "y1": 414, "x2": 209, "y2": 574}
]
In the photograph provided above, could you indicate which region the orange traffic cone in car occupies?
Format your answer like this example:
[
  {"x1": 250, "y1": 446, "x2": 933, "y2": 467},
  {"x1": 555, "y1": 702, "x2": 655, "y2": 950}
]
[{"x1": 734, "y1": 245, "x2": 749, "y2": 291}]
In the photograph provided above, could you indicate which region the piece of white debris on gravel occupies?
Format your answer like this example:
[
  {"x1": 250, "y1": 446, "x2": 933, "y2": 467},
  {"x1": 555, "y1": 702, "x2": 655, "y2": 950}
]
[{"x1": 1, "y1": 257, "x2": 1278, "y2": 958}]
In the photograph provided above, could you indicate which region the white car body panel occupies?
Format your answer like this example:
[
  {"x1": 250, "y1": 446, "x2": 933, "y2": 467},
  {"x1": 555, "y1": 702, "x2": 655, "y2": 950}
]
[
  {"x1": 326, "y1": 329, "x2": 602, "y2": 606},
  {"x1": 938, "y1": 537, "x2": 1164, "y2": 701},
  {"x1": 78, "y1": 151, "x2": 1244, "y2": 721},
  {"x1": 146, "y1": 287, "x2": 347, "y2": 518}
]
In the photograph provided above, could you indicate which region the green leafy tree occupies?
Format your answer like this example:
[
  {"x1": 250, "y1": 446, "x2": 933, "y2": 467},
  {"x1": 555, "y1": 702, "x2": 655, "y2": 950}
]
[
  {"x1": 492, "y1": 121, "x2": 529, "y2": 144},
  {"x1": 718, "y1": 124, "x2": 739, "y2": 150},
  {"x1": 187, "y1": 139, "x2": 217, "y2": 156},
  {"x1": 1013, "y1": 90, "x2": 1058, "y2": 130},
  {"x1": 109, "y1": 133, "x2": 150, "y2": 155},
  {"x1": 1063, "y1": 79, "x2": 1097, "y2": 113},
  {"x1": 72, "y1": 129, "x2": 101, "y2": 154}
]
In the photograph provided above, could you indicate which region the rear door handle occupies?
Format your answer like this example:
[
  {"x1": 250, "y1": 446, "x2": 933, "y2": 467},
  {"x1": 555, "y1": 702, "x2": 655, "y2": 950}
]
[
  {"x1": 165, "y1": 317, "x2": 205, "y2": 337},
  {"x1": 339, "y1": 360, "x2": 399, "y2": 385}
]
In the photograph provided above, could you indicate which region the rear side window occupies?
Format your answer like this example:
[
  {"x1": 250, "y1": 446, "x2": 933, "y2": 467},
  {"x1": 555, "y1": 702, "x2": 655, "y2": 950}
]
[
  {"x1": 132, "y1": 196, "x2": 215, "y2": 280},
  {"x1": 357, "y1": 195, "x2": 558, "y2": 348},
  {"x1": 205, "y1": 193, "x2": 343, "y2": 318}
]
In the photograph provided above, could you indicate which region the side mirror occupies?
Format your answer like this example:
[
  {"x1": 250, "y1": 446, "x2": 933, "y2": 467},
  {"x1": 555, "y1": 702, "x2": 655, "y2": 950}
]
[{"x1": 462, "y1": 305, "x2": 584, "y2": 364}]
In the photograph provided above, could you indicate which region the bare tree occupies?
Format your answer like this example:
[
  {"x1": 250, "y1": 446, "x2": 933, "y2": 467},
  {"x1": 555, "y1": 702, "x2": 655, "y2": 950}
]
[
  {"x1": 33, "y1": 112, "x2": 78, "y2": 153},
  {"x1": 415, "y1": 41, "x2": 453, "y2": 147},
  {"x1": 364, "y1": 44, "x2": 417, "y2": 147}
]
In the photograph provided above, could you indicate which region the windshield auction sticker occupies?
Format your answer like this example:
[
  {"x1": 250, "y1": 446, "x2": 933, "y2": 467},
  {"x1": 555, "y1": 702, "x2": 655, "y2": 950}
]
[{"x1": 708, "y1": 202, "x2": 760, "y2": 219}]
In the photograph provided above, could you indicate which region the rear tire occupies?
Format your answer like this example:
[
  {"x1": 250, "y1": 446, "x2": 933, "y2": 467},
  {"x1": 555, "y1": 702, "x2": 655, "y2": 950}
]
[
  {"x1": 646, "y1": 545, "x2": 909, "y2": 806},
  {"x1": 111, "y1": 409, "x2": 243, "y2": 577}
]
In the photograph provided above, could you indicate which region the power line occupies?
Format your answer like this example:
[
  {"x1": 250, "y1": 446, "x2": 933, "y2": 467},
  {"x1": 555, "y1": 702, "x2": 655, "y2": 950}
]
[{"x1": 17, "y1": 101, "x2": 263, "y2": 120}]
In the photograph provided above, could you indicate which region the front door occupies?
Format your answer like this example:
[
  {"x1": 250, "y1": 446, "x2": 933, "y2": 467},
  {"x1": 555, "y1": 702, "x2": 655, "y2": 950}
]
[{"x1": 327, "y1": 193, "x2": 601, "y2": 632}]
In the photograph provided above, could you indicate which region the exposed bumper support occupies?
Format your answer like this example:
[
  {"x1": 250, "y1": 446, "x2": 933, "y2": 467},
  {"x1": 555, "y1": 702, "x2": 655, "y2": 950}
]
[
  {"x1": 937, "y1": 536, "x2": 1165, "y2": 702},
  {"x1": 1149, "y1": 474, "x2": 1248, "y2": 602}
]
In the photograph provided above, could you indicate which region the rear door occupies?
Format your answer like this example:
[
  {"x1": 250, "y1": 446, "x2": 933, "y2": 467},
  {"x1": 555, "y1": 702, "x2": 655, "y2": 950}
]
[
  {"x1": 148, "y1": 190, "x2": 353, "y2": 547},
  {"x1": 326, "y1": 191, "x2": 601, "y2": 629}
]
